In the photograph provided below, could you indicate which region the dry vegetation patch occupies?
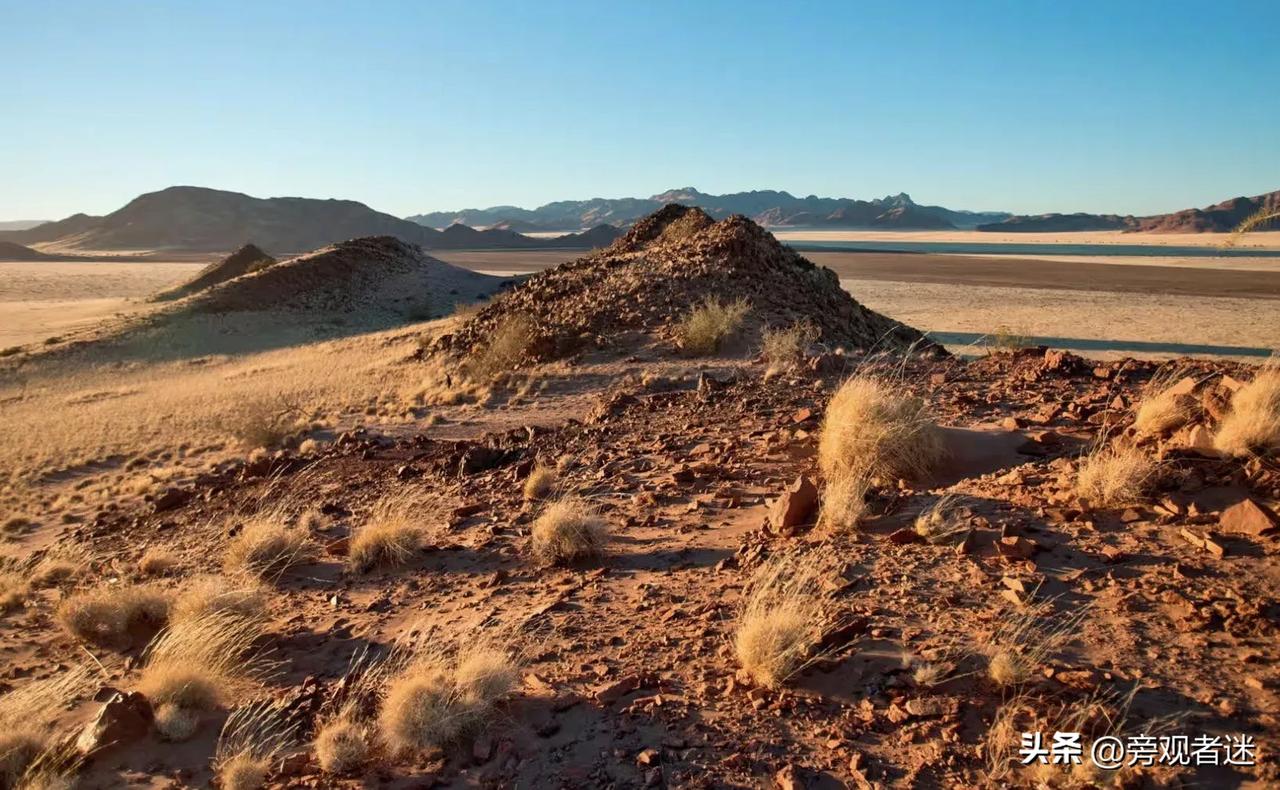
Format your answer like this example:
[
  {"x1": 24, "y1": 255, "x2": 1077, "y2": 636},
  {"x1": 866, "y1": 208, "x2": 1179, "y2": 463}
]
[
  {"x1": 463, "y1": 314, "x2": 538, "y2": 382},
  {"x1": 675, "y1": 297, "x2": 749, "y2": 356},
  {"x1": 522, "y1": 465, "x2": 556, "y2": 501},
  {"x1": 818, "y1": 375, "x2": 947, "y2": 482},
  {"x1": 214, "y1": 700, "x2": 297, "y2": 790},
  {"x1": 224, "y1": 512, "x2": 311, "y2": 578},
  {"x1": 529, "y1": 498, "x2": 608, "y2": 566},
  {"x1": 1133, "y1": 372, "x2": 1198, "y2": 435},
  {"x1": 171, "y1": 574, "x2": 270, "y2": 624},
  {"x1": 56, "y1": 583, "x2": 171, "y2": 647},
  {"x1": 983, "y1": 602, "x2": 1088, "y2": 688},
  {"x1": 1214, "y1": 365, "x2": 1280, "y2": 456},
  {"x1": 1075, "y1": 441, "x2": 1158, "y2": 508},
  {"x1": 816, "y1": 470, "x2": 870, "y2": 532},
  {"x1": 760, "y1": 320, "x2": 820, "y2": 374},
  {"x1": 348, "y1": 499, "x2": 426, "y2": 574},
  {"x1": 0, "y1": 667, "x2": 90, "y2": 788},
  {"x1": 734, "y1": 553, "x2": 829, "y2": 689}
]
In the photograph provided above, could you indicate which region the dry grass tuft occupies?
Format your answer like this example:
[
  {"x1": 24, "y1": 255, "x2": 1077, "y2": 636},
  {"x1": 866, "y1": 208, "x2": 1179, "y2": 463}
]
[
  {"x1": 223, "y1": 395, "x2": 300, "y2": 449},
  {"x1": 348, "y1": 500, "x2": 425, "y2": 574},
  {"x1": 224, "y1": 513, "x2": 311, "y2": 578},
  {"x1": 983, "y1": 601, "x2": 1088, "y2": 688},
  {"x1": 464, "y1": 315, "x2": 538, "y2": 382},
  {"x1": 983, "y1": 324, "x2": 1031, "y2": 354},
  {"x1": 818, "y1": 375, "x2": 947, "y2": 482},
  {"x1": 315, "y1": 718, "x2": 371, "y2": 776},
  {"x1": 313, "y1": 647, "x2": 400, "y2": 774},
  {"x1": 1133, "y1": 371, "x2": 1198, "y2": 435},
  {"x1": 760, "y1": 320, "x2": 820, "y2": 374},
  {"x1": 56, "y1": 583, "x2": 171, "y2": 647},
  {"x1": 0, "y1": 571, "x2": 28, "y2": 613},
  {"x1": 137, "y1": 614, "x2": 266, "y2": 741},
  {"x1": 529, "y1": 498, "x2": 608, "y2": 566},
  {"x1": 9, "y1": 740, "x2": 83, "y2": 790},
  {"x1": 0, "y1": 667, "x2": 90, "y2": 788},
  {"x1": 137, "y1": 547, "x2": 179, "y2": 577},
  {"x1": 32, "y1": 544, "x2": 92, "y2": 588},
  {"x1": 379, "y1": 644, "x2": 518, "y2": 754},
  {"x1": 1213, "y1": 365, "x2": 1280, "y2": 457},
  {"x1": 171, "y1": 575, "x2": 269, "y2": 624},
  {"x1": 675, "y1": 297, "x2": 750, "y2": 356},
  {"x1": 816, "y1": 470, "x2": 871, "y2": 532},
  {"x1": 913, "y1": 494, "x2": 969, "y2": 544},
  {"x1": 1075, "y1": 441, "x2": 1158, "y2": 508},
  {"x1": 214, "y1": 700, "x2": 297, "y2": 790},
  {"x1": 522, "y1": 466, "x2": 557, "y2": 502},
  {"x1": 734, "y1": 553, "x2": 829, "y2": 689}
]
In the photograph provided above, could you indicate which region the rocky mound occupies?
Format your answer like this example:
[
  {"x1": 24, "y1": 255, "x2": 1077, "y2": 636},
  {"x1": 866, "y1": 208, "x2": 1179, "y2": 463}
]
[
  {"x1": 435, "y1": 205, "x2": 934, "y2": 361},
  {"x1": 0, "y1": 241, "x2": 51, "y2": 260},
  {"x1": 152, "y1": 243, "x2": 277, "y2": 301}
]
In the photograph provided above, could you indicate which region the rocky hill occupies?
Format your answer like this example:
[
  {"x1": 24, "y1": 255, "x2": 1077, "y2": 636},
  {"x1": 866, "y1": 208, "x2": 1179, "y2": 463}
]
[
  {"x1": 435, "y1": 205, "x2": 934, "y2": 363},
  {"x1": 0, "y1": 241, "x2": 52, "y2": 260},
  {"x1": 0, "y1": 187, "x2": 613, "y2": 254},
  {"x1": 151, "y1": 243, "x2": 277, "y2": 301},
  {"x1": 409, "y1": 188, "x2": 1011, "y2": 232},
  {"x1": 979, "y1": 189, "x2": 1280, "y2": 233}
]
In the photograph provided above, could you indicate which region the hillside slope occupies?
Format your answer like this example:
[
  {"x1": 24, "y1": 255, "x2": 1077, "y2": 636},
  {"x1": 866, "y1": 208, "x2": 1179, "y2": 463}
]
[{"x1": 979, "y1": 189, "x2": 1280, "y2": 233}]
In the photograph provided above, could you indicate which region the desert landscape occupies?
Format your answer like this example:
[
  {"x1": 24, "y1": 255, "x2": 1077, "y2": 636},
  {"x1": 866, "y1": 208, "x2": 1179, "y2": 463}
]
[{"x1": 3, "y1": 5, "x2": 1280, "y2": 789}]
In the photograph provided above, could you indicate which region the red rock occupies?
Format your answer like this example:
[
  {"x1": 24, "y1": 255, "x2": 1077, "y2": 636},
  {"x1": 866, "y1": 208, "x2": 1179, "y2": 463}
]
[
  {"x1": 997, "y1": 536, "x2": 1039, "y2": 560},
  {"x1": 1219, "y1": 499, "x2": 1278, "y2": 537},
  {"x1": 76, "y1": 691, "x2": 153, "y2": 753},
  {"x1": 768, "y1": 476, "x2": 818, "y2": 535},
  {"x1": 1167, "y1": 376, "x2": 1198, "y2": 397},
  {"x1": 888, "y1": 528, "x2": 923, "y2": 545}
]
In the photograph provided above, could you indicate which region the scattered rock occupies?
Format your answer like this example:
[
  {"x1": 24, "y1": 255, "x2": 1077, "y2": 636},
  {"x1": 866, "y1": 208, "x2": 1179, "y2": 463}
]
[{"x1": 768, "y1": 476, "x2": 819, "y2": 535}]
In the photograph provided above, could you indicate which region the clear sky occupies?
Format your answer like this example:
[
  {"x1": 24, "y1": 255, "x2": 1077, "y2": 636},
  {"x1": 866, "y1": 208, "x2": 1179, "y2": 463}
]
[{"x1": 4, "y1": 0, "x2": 1279, "y2": 220}]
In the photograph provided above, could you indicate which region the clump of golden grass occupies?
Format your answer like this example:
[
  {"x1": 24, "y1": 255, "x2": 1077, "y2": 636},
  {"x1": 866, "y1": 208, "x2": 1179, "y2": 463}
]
[
  {"x1": 0, "y1": 667, "x2": 90, "y2": 788},
  {"x1": 171, "y1": 575, "x2": 269, "y2": 624},
  {"x1": 983, "y1": 324, "x2": 1031, "y2": 354},
  {"x1": 983, "y1": 601, "x2": 1088, "y2": 688},
  {"x1": 137, "y1": 614, "x2": 266, "y2": 741},
  {"x1": 529, "y1": 498, "x2": 608, "y2": 566},
  {"x1": 1213, "y1": 365, "x2": 1280, "y2": 457},
  {"x1": 224, "y1": 512, "x2": 311, "y2": 578},
  {"x1": 2, "y1": 516, "x2": 31, "y2": 537},
  {"x1": 522, "y1": 465, "x2": 556, "y2": 502},
  {"x1": 137, "y1": 546, "x2": 179, "y2": 577},
  {"x1": 0, "y1": 570, "x2": 28, "y2": 613},
  {"x1": 675, "y1": 296, "x2": 750, "y2": 356},
  {"x1": 913, "y1": 494, "x2": 969, "y2": 544},
  {"x1": 32, "y1": 544, "x2": 92, "y2": 588},
  {"x1": 348, "y1": 500, "x2": 425, "y2": 574},
  {"x1": 816, "y1": 470, "x2": 871, "y2": 532},
  {"x1": 56, "y1": 583, "x2": 171, "y2": 647},
  {"x1": 818, "y1": 375, "x2": 947, "y2": 482},
  {"x1": 223, "y1": 395, "x2": 300, "y2": 449},
  {"x1": 464, "y1": 315, "x2": 539, "y2": 382},
  {"x1": 734, "y1": 553, "x2": 829, "y2": 689},
  {"x1": 760, "y1": 320, "x2": 820, "y2": 374},
  {"x1": 1133, "y1": 370, "x2": 1198, "y2": 436},
  {"x1": 9, "y1": 740, "x2": 83, "y2": 790},
  {"x1": 314, "y1": 647, "x2": 400, "y2": 774},
  {"x1": 214, "y1": 700, "x2": 298, "y2": 790},
  {"x1": 379, "y1": 643, "x2": 518, "y2": 754},
  {"x1": 1074, "y1": 440, "x2": 1158, "y2": 508}
]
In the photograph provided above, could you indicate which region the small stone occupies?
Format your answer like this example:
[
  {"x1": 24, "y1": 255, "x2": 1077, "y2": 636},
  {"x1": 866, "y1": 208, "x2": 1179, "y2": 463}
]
[{"x1": 768, "y1": 476, "x2": 819, "y2": 535}]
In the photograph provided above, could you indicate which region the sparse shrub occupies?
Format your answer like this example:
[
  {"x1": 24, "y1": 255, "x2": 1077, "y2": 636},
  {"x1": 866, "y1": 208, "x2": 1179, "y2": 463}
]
[
  {"x1": 817, "y1": 470, "x2": 871, "y2": 532},
  {"x1": 171, "y1": 575, "x2": 269, "y2": 624},
  {"x1": 984, "y1": 324, "x2": 1030, "y2": 354},
  {"x1": 983, "y1": 601, "x2": 1087, "y2": 688},
  {"x1": 529, "y1": 498, "x2": 608, "y2": 566},
  {"x1": 224, "y1": 396, "x2": 298, "y2": 449},
  {"x1": 138, "y1": 547, "x2": 179, "y2": 576},
  {"x1": 675, "y1": 297, "x2": 750, "y2": 356},
  {"x1": 522, "y1": 466, "x2": 556, "y2": 501},
  {"x1": 137, "y1": 614, "x2": 265, "y2": 741},
  {"x1": 224, "y1": 513, "x2": 311, "y2": 578},
  {"x1": 1075, "y1": 441, "x2": 1158, "y2": 508},
  {"x1": 56, "y1": 583, "x2": 171, "y2": 647},
  {"x1": 314, "y1": 648, "x2": 398, "y2": 774},
  {"x1": 818, "y1": 375, "x2": 947, "y2": 482},
  {"x1": 760, "y1": 320, "x2": 820, "y2": 373},
  {"x1": 348, "y1": 500, "x2": 424, "y2": 574},
  {"x1": 913, "y1": 494, "x2": 968, "y2": 544},
  {"x1": 734, "y1": 553, "x2": 827, "y2": 689},
  {"x1": 0, "y1": 571, "x2": 28, "y2": 613},
  {"x1": 464, "y1": 315, "x2": 538, "y2": 382},
  {"x1": 0, "y1": 667, "x2": 90, "y2": 788},
  {"x1": 1213, "y1": 365, "x2": 1280, "y2": 456},
  {"x1": 379, "y1": 644, "x2": 517, "y2": 753},
  {"x1": 214, "y1": 700, "x2": 297, "y2": 790}
]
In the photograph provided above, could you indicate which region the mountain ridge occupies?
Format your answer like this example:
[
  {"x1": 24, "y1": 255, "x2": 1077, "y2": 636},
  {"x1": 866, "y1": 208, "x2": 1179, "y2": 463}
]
[{"x1": 978, "y1": 189, "x2": 1280, "y2": 233}]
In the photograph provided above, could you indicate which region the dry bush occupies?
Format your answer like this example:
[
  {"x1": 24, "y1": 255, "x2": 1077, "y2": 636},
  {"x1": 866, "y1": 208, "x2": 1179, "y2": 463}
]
[
  {"x1": 214, "y1": 700, "x2": 297, "y2": 790},
  {"x1": 529, "y1": 498, "x2": 608, "y2": 566},
  {"x1": 9, "y1": 740, "x2": 83, "y2": 790},
  {"x1": 983, "y1": 324, "x2": 1030, "y2": 354},
  {"x1": 1133, "y1": 370, "x2": 1198, "y2": 435},
  {"x1": 816, "y1": 470, "x2": 871, "y2": 532},
  {"x1": 1214, "y1": 365, "x2": 1280, "y2": 457},
  {"x1": 223, "y1": 395, "x2": 300, "y2": 449},
  {"x1": 913, "y1": 494, "x2": 969, "y2": 544},
  {"x1": 32, "y1": 544, "x2": 92, "y2": 588},
  {"x1": 1, "y1": 516, "x2": 31, "y2": 536},
  {"x1": 0, "y1": 570, "x2": 28, "y2": 613},
  {"x1": 171, "y1": 575, "x2": 269, "y2": 624},
  {"x1": 818, "y1": 375, "x2": 947, "y2": 482},
  {"x1": 224, "y1": 513, "x2": 311, "y2": 578},
  {"x1": 522, "y1": 466, "x2": 556, "y2": 502},
  {"x1": 137, "y1": 614, "x2": 266, "y2": 741},
  {"x1": 0, "y1": 667, "x2": 90, "y2": 788},
  {"x1": 348, "y1": 500, "x2": 425, "y2": 574},
  {"x1": 1075, "y1": 441, "x2": 1158, "y2": 508},
  {"x1": 379, "y1": 644, "x2": 518, "y2": 754},
  {"x1": 760, "y1": 320, "x2": 820, "y2": 374},
  {"x1": 464, "y1": 315, "x2": 538, "y2": 382},
  {"x1": 983, "y1": 601, "x2": 1088, "y2": 688},
  {"x1": 734, "y1": 553, "x2": 829, "y2": 689},
  {"x1": 138, "y1": 546, "x2": 179, "y2": 577},
  {"x1": 675, "y1": 297, "x2": 750, "y2": 356},
  {"x1": 56, "y1": 583, "x2": 171, "y2": 647},
  {"x1": 314, "y1": 647, "x2": 401, "y2": 774}
]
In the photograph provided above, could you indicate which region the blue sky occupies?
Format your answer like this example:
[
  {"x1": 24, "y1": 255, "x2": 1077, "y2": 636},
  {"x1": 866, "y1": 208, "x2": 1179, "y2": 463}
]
[{"x1": 3, "y1": 0, "x2": 1278, "y2": 220}]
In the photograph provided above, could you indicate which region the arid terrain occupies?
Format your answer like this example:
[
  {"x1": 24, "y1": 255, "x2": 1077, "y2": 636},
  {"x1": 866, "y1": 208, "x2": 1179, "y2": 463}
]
[{"x1": 0, "y1": 207, "x2": 1277, "y2": 790}]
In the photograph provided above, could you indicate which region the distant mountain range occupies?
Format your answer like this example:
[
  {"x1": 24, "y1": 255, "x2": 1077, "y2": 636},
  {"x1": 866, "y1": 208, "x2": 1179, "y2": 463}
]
[
  {"x1": 0, "y1": 220, "x2": 48, "y2": 231},
  {"x1": 407, "y1": 188, "x2": 1013, "y2": 232},
  {"x1": 977, "y1": 189, "x2": 1280, "y2": 233},
  {"x1": 0, "y1": 187, "x2": 621, "y2": 255}
]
